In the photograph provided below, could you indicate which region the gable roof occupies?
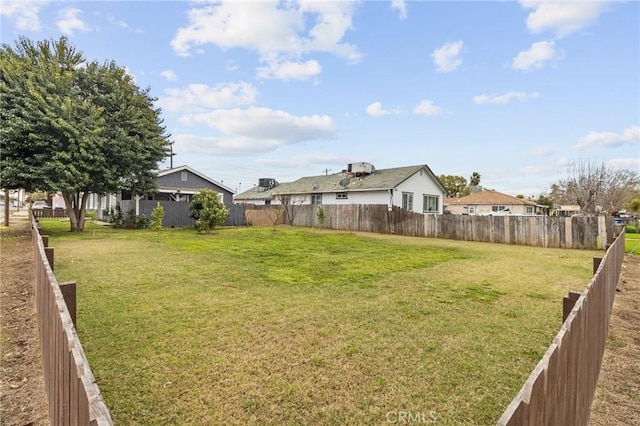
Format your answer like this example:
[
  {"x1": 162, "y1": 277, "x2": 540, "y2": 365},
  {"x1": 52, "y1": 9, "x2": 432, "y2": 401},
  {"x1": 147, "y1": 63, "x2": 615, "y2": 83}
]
[
  {"x1": 235, "y1": 164, "x2": 445, "y2": 200},
  {"x1": 445, "y1": 190, "x2": 538, "y2": 206},
  {"x1": 157, "y1": 165, "x2": 235, "y2": 194}
]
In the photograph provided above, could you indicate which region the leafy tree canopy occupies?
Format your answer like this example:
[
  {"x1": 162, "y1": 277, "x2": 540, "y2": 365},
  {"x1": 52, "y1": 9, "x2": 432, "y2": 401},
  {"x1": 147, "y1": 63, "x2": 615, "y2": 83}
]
[
  {"x1": 0, "y1": 37, "x2": 170, "y2": 231},
  {"x1": 469, "y1": 171, "x2": 481, "y2": 187},
  {"x1": 438, "y1": 175, "x2": 469, "y2": 198}
]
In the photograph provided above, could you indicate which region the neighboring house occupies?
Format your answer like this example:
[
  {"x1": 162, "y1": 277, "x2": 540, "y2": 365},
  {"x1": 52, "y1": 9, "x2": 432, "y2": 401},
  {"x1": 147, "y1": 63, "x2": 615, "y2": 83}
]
[
  {"x1": 235, "y1": 162, "x2": 446, "y2": 214},
  {"x1": 119, "y1": 165, "x2": 239, "y2": 227},
  {"x1": 445, "y1": 189, "x2": 548, "y2": 216},
  {"x1": 550, "y1": 205, "x2": 582, "y2": 217}
]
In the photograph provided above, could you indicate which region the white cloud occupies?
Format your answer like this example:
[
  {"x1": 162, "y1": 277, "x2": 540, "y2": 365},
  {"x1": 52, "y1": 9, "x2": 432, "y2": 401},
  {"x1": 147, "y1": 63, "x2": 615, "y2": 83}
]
[
  {"x1": 56, "y1": 7, "x2": 90, "y2": 35},
  {"x1": 473, "y1": 91, "x2": 540, "y2": 104},
  {"x1": 531, "y1": 146, "x2": 554, "y2": 157},
  {"x1": 512, "y1": 40, "x2": 559, "y2": 71},
  {"x1": 180, "y1": 107, "x2": 337, "y2": 144},
  {"x1": 520, "y1": 0, "x2": 608, "y2": 38},
  {"x1": 257, "y1": 60, "x2": 322, "y2": 80},
  {"x1": 366, "y1": 101, "x2": 400, "y2": 117},
  {"x1": 173, "y1": 134, "x2": 281, "y2": 156},
  {"x1": 607, "y1": 157, "x2": 640, "y2": 171},
  {"x1": 157, "y1": 82, "x2": 257, "y2": 113},
  {"x1": 556, "y1": 157, "x2": 572, "y2": 168},
  {"x1": 106, "y1": 14, "x2": 140, "y2": 32},
  {"x1": 0, "y1": 0, "x2": 46, "y2": 31},
  {"x1": 432, "y1": 41, "x2": 463, "y2": 73},
  {"x1": 413, "y1": 100, "x2": 443, "y2": 117},
  {"x1": 391, "y1": 0, "x2": 407, "y2": 20},
  {"x1": 256, "y1": 154, "x2": 353, "y2": 169},
  {"x1": 160, "y1": 70, "x2": 178, "y2": 82},
  {"x1": 573, "y1": 126, "x2": 640, "y2": 151},
  {"x1": 170, "y1": 1, "x2": 360, "y2": 80}
]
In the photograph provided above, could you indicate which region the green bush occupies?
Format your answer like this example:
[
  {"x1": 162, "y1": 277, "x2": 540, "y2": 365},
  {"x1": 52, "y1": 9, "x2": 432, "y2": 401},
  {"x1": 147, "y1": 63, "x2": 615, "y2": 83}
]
[
  {"x1": 150, "y1": 202, "x2": 164, "y2": 230},
  {"x1": 189, "y1": 189, "x2": 229, "y2": 232}
]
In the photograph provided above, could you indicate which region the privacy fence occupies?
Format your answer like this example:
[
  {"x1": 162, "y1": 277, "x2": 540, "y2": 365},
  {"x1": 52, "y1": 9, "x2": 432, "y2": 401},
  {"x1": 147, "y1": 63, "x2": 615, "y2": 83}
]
[
  {"x1": 120, "y1": 199, "x2": 246, "y2": 228},
  {"x1": 497, "y1": 226, "x2": 626, "y2": 425},
  {"x1": 245, "y1": 204, "x2": 615, "y2": 250},
  {"x1": 31, "y1": 212, "x2": 113, "y2": 425}
]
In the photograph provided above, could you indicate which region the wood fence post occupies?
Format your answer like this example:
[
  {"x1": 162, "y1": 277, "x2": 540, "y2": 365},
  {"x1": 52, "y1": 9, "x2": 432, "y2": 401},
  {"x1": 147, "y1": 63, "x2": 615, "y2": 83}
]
[
  {"x1": 563, "y1": 291, "x2": 581, "y2": 323},
  {"x1": 45, "y1": 247, "x2": 54, "y2": 271},
  {"x1": 593, "y1": 257, "x2": 602, "y2": 275},
  {"x1": 59, "y1": 281, "x2": 77, "y2": 328},
  {"x1": 41, "y1": 235, "x2": 49, "y2": 248}
]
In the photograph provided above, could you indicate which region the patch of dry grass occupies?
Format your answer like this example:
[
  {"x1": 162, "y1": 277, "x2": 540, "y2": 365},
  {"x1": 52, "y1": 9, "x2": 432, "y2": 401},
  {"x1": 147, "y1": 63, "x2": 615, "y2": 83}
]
[{"x1": 42, "y1": 221, "x2": 601, "y2": 425}]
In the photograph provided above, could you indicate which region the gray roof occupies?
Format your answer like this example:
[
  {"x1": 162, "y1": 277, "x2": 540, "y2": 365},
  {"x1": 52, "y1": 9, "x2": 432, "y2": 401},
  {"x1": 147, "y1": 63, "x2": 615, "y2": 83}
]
[
  {"x1": 157, "y1": 165, "x2": 235, "y2": 194},
  {"x1": 235, "y1": 164, "x2": 444, "y2": 201}
]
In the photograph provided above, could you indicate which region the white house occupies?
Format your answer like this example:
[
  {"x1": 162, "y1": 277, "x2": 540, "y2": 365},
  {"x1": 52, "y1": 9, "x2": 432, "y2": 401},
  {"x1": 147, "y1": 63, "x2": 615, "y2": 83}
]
[{"x1": 235, "y1": 162, "x2": 446, "y2": 214}]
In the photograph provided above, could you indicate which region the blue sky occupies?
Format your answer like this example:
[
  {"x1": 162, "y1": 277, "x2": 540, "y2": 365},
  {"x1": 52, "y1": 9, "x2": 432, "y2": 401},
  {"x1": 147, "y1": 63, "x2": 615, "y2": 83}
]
[{"x1": 2, "y1": 1, "x2": 639, "y2": 197}]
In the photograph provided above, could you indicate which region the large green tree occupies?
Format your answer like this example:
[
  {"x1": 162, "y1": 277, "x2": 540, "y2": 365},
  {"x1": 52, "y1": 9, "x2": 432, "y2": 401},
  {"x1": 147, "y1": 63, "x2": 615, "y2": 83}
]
[
  {"x1": 438, "y1": 174, "x2": 469, "y2": 198},
  {"x1": 0, "y1": 37, "x2": 170, "y2": 231}
]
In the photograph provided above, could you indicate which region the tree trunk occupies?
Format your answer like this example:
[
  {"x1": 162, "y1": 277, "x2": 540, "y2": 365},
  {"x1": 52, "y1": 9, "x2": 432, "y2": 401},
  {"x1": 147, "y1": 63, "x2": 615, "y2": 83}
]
[{"x1": 62, "y1": 192, "x2": 90, "y2": 232}]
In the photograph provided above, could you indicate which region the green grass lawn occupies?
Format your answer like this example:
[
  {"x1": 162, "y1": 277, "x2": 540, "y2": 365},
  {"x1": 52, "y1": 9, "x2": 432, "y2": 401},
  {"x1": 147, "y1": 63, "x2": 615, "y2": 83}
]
[
  {"x1": 625, "y1": 232, "x2": 640, "y2": 254},
  {"x1": 41, "y1": 220, "x2": 602, "y2": 425}
]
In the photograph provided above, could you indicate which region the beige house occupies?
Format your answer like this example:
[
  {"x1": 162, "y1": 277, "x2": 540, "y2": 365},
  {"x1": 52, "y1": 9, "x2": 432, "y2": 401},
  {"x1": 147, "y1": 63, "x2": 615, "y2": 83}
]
[{"x1": 445, "y1": 190, "x2": 548, "y2": 216}]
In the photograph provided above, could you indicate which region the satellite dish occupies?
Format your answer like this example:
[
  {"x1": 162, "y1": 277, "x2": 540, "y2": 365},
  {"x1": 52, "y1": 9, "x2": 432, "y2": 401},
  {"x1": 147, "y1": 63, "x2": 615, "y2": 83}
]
[
  {"x1": 312, "y1": 182, "x2": 320, "y2": 190},
  {"x1": 339, "y1": 178, "x2": 350, "y2": 187}
]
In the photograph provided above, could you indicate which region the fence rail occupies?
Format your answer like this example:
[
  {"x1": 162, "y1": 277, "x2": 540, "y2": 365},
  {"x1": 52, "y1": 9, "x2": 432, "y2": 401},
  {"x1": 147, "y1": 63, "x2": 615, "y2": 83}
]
[
  {"x1": 497, "y1": 227, "x2": 625, "y2": 425},
  {"x1": 31, "y1": 212, "x2": 113, "y2": 425},
  {"x1": 244, "y1": 204, "x2": 614, "y2": 250},
  {"x1": 32, "y1": 208, "x2": 68, "y2": 218}
]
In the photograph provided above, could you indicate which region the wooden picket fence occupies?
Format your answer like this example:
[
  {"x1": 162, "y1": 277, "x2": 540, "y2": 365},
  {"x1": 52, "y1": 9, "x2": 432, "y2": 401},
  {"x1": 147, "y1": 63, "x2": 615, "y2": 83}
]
[
  {"x1": 245, "y1": 204, "x2": 614, "y2": 250},
  {"x1": 497, "y1": 227, "x2": 626, "y2": 425},
  {"x1": 31, "y1": 212, "x2": 113, "y2": 425}
]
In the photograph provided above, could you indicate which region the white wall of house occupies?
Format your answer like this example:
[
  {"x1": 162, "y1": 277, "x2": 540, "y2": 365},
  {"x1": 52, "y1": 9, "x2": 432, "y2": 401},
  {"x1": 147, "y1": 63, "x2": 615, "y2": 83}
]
[
  {"x1": 239, "y1": 169, "x2": 444, "y2": 214},
  {"x1": 393, "y1": 171, "x2": 444, "y2": 214}
]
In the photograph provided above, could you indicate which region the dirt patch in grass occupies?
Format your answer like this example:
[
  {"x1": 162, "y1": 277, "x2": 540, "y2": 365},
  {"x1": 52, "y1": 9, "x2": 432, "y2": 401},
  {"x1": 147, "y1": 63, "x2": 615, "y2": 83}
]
[
  {"x1": 589, "y1": 254, "x2": 640, "y2": 424},
  {"x1": 0, "y1": 217, "x2": 49, "y2": 426}
]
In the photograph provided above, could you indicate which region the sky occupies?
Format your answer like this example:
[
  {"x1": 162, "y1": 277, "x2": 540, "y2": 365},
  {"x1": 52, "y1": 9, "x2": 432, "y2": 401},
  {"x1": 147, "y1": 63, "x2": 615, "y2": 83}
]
[{"x1": 2, "y1": 0, "x2": 639, "y2": 198}]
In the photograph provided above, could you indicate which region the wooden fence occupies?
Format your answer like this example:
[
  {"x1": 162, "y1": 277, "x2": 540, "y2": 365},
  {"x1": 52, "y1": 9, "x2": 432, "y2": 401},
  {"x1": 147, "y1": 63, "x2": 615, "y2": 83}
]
[
  {"x1": 497, "y1": 227, "x2": 626, "y2": 425},
  {"x1": 245, "y1": 204, "x2": 614, "y2": 250},
  {"x1": 32, "y1": 208, "x2": 68, "y2": 218},
  {"x1": 31, "y1": 212, "x2": 113, "y2": 425}
]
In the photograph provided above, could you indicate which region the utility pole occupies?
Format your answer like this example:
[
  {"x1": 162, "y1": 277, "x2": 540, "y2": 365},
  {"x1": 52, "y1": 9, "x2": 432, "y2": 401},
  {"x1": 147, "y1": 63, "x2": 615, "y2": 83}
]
[
  {"x1": 322, "y1": 168, "x2": 332, "y2": 176},
  {"x1": 170, "y1": 142, "x2": 176, "y2": 168}
]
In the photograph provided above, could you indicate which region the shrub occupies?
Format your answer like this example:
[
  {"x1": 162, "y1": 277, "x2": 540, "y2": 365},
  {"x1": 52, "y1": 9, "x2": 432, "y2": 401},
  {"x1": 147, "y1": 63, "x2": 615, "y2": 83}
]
[
  {"x1": 150, "y1": 202, "x2": 164, "y2": 230},
  {"x1": 189, "y1": 189, "x2": 229, "y2": 232}
]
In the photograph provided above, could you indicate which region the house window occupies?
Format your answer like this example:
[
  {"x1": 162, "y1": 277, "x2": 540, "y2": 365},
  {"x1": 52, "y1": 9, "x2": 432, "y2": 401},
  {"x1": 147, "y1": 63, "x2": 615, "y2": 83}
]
[
  {"x1": 492, "y1": 205, "x2": 506, "y2": 212},
  {"x1": 336, "y1": 192, "x2": 348, "y2": 199},
  {"x1": 402, "y1": 192, "x2": 414, "y2": 211},
  {"x1": 147, "y1": 194, "x2": 154, "y2": 201},
  {"x1": 423, "y1": 195, "x2": 439, "y2": 213},
  {"x1": 181, "y1": 171, "x2": 188, "y2": 182},
  {"x1": 311, "y1": 194, "x2": 322, "y2": 205},
  {"x1": 527, "y1": 206, "x2": 534, "y2": 214},
  {"x1": 265, "y1": 200, "x2": 271, "y2": 205},
  {"x1": 468, "y1": 205, "x2": 476, "y2": 215}
]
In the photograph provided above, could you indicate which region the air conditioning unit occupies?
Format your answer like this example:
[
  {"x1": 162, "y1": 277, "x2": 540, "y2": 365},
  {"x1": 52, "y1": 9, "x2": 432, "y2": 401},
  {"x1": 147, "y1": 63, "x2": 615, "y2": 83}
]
[
  {"x1": 347, "y1": 162, "x2": 375, "y2": 175},
  {"x1": 258, "y1": 178, "x2": 277, "y2": 189}
]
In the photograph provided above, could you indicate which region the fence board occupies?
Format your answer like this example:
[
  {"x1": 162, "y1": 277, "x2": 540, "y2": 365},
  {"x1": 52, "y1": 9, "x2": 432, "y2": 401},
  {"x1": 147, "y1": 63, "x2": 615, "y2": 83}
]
[
  {"x1": 31, "y1": 213, "x2": 113, "y2": 425},
  {"x1": 498, "y1": 228, "x2": 625, "y2": 425},
  {"x1": 244, "y1": 204, "x2": 613, "y2": 250}
]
